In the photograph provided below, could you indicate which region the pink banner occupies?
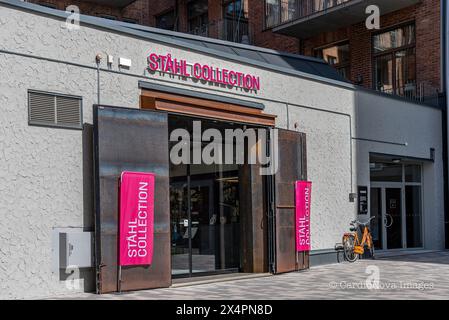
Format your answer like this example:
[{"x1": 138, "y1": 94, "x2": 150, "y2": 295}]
[
  {"x1": 119, "y1": 171, "x2": 155, "y2": 266},
  {"x1": 295, "y1": 181, "x2": 312, "y2": 252}
]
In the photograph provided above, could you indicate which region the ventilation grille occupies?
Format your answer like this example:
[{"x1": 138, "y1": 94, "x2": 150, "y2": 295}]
[{"x1": 28, "y1": 91, "x2": 82, "y2": 129}]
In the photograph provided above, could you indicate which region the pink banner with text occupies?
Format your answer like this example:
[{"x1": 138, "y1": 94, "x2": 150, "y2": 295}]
[
  {"x1": 119, "y1": 171, "x2": 155, "y2": 266},
  {"x1": 295, "y1": 181, "x2": 312, "y2": 252}
]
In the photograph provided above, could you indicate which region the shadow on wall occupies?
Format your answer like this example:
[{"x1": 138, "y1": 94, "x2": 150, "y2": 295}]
[{"x1": 57, "y1": 124, "x2": 96, "y2": 293}]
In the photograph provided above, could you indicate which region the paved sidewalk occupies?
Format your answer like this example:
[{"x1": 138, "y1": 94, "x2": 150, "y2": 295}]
[{"x1": 60, "y1": 251, "x2": 449, "y2": 300}]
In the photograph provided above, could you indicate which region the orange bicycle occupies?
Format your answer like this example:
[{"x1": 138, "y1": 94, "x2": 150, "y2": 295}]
[{"x1": 342, "y1": 216, "x2": 375, "y2": 262}]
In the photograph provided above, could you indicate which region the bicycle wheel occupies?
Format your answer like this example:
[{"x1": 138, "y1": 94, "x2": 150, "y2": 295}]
[{"x1": 342, "y1": 235, "x2": 359, "y2": 262}]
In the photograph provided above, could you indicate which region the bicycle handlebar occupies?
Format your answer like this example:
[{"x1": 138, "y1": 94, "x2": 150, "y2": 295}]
[{"x1": 350, "y1": 216, "x2": 375, "y2": 226}]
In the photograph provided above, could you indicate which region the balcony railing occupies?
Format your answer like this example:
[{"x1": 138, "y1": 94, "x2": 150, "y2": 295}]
[
  {"x1": 379, "y1": 83, "x2": 423, "y2": 101},
  {"x1": 266, "y1": 0, "x2": 352, "y2": 28},
  {"x1": 297, "y1": 0, "x2": 351, "y2": 19},
  {"x1": 188, "y1": 18, "x2": 254, "y2": 45},
  {"x1": 270, "y1": 0, "x2": 420, "y2": 38},
  {"x1": 378, "y1": 82, "x2": 444, "y2": 106}
]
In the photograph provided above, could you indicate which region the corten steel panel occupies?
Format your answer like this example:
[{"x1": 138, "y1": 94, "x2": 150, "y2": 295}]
[
  {"x1": 94, "y1": 105, "x2": 170, "y2": 294},
  {"x1": 239, "y1": 162, "x2": 267, "y2": 273},
  {"x1": 274, "y1": 130, "x2": 308, "y2": 273}
]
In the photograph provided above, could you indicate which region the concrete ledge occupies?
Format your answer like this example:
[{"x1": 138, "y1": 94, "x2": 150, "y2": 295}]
[{"x1": 310, "y1": 249, "x2": 344, "y2": 267}]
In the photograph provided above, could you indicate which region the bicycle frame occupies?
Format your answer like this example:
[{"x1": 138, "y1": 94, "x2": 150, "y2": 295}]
[{"x1": 344, "y1": 225, "x2": 373, "y2": 254}]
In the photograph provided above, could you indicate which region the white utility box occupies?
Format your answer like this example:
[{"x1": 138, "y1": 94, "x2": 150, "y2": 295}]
[{"x1": 59, "y1": 231, "x2": 93, "y2": 268}]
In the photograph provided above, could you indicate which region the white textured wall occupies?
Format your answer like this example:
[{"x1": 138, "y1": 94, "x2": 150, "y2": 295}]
[{"x1": 0, "y1": 4, "x2": 442, "y2": 299}]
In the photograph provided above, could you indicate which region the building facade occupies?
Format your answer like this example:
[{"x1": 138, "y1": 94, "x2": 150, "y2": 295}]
[
  {"x1": 26, "y1": 0, "x2": 446, "y2": 106},
  {"x1": 0, "y1": 0, "x2": 446, "y2": 299}
]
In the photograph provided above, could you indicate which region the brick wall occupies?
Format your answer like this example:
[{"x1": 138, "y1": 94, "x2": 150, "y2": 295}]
[
  {"x1": 27, "y1": 0, "x2": 152, "y2": 25},
  {"x1": 248, "y1": 0, "x2": 300, "y2": 53},
  {"x1": 302, "y1": 0, "x2": 442, "y2": 96},
  {"x1": 27, "y1": 0, "x2": 442, "y2": 97}
]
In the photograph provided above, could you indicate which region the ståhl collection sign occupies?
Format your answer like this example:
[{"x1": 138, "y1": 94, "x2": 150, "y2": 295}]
[
  {"x1": 296, "y1": 181, "x2": 312, "y2": 252},
  {"x1": 147, "y1": 52, "x2": 261, "y2": 91},
  {"x1": 119, "y1": 171, "x2": 155, "y2": 266}
]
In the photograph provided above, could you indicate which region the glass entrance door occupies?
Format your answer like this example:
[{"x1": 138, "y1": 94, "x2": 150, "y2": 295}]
[
  {"x1": 370, "y1": 185, "x2": 422, "y2": 250},
  {"x1": 169, "y1": 115, "x2": 245, "y2": 277},
  {"x1": 370, "y1": 187, "x2": 403, "y2": 250},
  {"x1": 385, "y1": 188, "x2": 403, "y2": 249},
  {"x1": 370, "y1": 160, "x2": 424, "y2": 250}
]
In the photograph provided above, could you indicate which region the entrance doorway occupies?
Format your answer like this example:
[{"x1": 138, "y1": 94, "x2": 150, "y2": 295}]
[
  {"x1": 168, "y1": 114, "x2": 268, "y2": 277},
  {"x1": 370, "y1": 159, "x2": 423, "y2": 250}
]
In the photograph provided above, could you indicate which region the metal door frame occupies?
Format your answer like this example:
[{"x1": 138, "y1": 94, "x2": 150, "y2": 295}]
[
  {"x1": 371, "y1": 182, "x2": 424, "y2": 250},
  {"x1": 371, "y1": 164, "x2": 425, "y2": 251},
  {"x1": 168, "y1": 114, "x2": 271, "y2": 277}
]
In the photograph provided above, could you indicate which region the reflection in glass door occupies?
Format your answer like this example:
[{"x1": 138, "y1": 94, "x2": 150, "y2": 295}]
[
  {"x1": 370, "y1": 188, "x2": 382, "y2": 250},
  {"x1": 405, "y1": 186, "x2": 423, "y2": 248},
  {"x1": 385, "y1": 188, "x2": 402, "y2": 249},
  {"x1": 170, "y1": 163, "x2": 190, "y2": 276}
]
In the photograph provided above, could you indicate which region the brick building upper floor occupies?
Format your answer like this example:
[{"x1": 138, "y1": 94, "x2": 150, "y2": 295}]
[{"x1": 24, "y1": 0, "x2": 446, "y2": 106}]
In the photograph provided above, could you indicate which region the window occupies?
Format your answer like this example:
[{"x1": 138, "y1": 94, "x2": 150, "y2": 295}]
[
  {"x1": 223, "y1": 0, "x2": 250, "y2": 43},
  {"x1": 315, "y1": 42, "x2": 350, "y2": 79},
  {"x1": 373, "y1": 24, "x2": 417, "y2": 98},
  {"x1": 224, "y1": 0, "x2": 248, "y2": 19},
  {"x1": 265, "y1": 0, "x2": 299, "y2": 28},
  {"x1": 156, "y1": 10, "x2": 175, "y2": 30},
  {"x1": 281, "y1": 0, "x2": 298, "y2": 23},
  {"x1": 370, "y1": 162, "x2": 403, "y2": 182},
  {"x1": 28, "y1": 90, "x2": 82, "y2": 129},
  {"x1": 188, "y1": 0, "x2": 209, "y2": 36},
  {"x1": 265, "y1": 0, "x2": 281, "y2": 28}
]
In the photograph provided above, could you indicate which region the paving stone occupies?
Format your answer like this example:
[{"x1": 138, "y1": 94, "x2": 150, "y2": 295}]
[{"x1": 57, "y1": 251, "x2": 449, "y2": 300}]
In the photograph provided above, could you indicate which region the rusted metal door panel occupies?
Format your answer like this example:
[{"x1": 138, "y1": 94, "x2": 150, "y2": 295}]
[
  {"x1": 94, "y1": 105, "x2": 170, "y2": 294},
  {"x1": 274, "y1": 129, "x2": 308, "y2": 273}
]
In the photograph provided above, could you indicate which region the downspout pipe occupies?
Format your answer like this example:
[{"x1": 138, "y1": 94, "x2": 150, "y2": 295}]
[{"x1": 442, "y1": 0, "x2": 449, "y2": 249}]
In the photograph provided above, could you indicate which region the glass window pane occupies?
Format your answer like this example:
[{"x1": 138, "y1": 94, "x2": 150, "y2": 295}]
[
  {"x1": 224, "y1": 0, "x2": 248, "y2": 19},
  {"x1": 156, "y1": 10, "x2": 175, "y2": 30},
  {"x1": 188, "y1": 0, "x2": 208, "y2": 18},
  {"x1": 265, "y1": 0, "x2": 280, "y2": 28},
  {"x1": 281, "y1": 0, "x2": 297, "y2": 23},
  {"x1": 375, "y1": 54, "x2": 394, "y2": 94},
  {"x1": 395, "y1": 48, "x2": 416, "y2": 98},
  {"x1": 405, "y1": 186, "x2": 423, "y2": 248},
  {"x1": 374, "y1": 24, "x2": 415, "y2": 53},
  {"x1": 405, "y1": 164, "x2": 421, "y2": 183},
  {"x1": 370, "y1": 162, "x2": 402, "y2": 182},
  {"x1": 170, "y1": 163, "x2": 190, "y2": 276},
  {"x1": 316, "y1": 43, "x2": 350, "y2": 66}
]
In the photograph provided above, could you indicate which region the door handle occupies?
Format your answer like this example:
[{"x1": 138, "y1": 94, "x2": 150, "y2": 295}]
[{"x1": 385, "y1": 214, "x2": 393, "y2": 228}]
